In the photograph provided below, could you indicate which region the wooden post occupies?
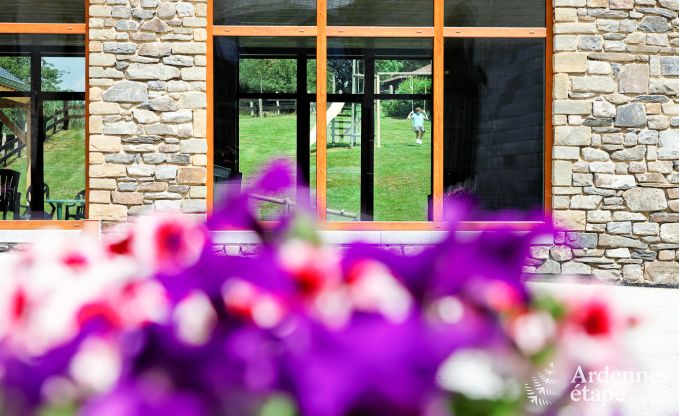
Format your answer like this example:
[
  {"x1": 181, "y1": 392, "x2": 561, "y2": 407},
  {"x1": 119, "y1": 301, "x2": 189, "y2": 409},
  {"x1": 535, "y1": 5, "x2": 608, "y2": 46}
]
[
  {"x1": 25, "y1": 104, "x2": 31, "y2": 193},
  {"x1": 432, "y1": 0, "x2": 444, "y2": 221},
  {"x1": 63, "y1": 100, "x2": 69, "y2": 130},
  {"x1": 316, "y1": 0, "x2": 328, "y2": 222},
  {"x1": 376, "y1": 74, "x2": 381, "y2": 149}
]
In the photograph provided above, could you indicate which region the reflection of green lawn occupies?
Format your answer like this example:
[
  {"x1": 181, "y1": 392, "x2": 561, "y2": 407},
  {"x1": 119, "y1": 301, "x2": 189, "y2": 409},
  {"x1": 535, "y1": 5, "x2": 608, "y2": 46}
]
[
  {"x1": 4, "y1": 128, "x2": 85, "y2": 219},
  {"x1": 239, "y1": 114, "x2": 431, "y2": 222}
]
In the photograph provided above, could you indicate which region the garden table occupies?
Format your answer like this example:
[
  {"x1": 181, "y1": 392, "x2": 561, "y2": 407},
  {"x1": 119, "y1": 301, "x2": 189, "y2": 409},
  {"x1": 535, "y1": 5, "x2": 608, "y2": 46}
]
[{"x1": 45, "y1": 199, "x2": 84, "y2": 220}]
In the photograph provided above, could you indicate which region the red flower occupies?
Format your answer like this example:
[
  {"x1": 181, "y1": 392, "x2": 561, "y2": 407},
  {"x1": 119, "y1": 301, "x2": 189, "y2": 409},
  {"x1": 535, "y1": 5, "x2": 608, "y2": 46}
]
[{"x1": 574, "y1": 301, "x2": 612, "y2": 337}]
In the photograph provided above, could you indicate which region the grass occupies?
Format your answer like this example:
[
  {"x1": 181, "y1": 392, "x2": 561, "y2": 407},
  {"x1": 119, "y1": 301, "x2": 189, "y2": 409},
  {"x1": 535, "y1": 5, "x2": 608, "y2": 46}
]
[
  {"x1": 239, "y1": 112, "x2": 431, "y2": 222},
  {"x1": 3, "y1": 128, "x2": 85, "y2": 219}
]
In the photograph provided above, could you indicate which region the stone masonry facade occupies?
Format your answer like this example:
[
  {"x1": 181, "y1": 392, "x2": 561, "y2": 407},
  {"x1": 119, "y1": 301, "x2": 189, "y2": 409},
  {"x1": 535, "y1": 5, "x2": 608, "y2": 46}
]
[
  {"x1": 80, "y1": 0, "x2": 679, "y2": 284},
  {"x1": 88, "y1": 0, "x2": 208, "y2": 222},
  {"x1": 527, "y1": 0, "x2": 679, "y2": 283}
]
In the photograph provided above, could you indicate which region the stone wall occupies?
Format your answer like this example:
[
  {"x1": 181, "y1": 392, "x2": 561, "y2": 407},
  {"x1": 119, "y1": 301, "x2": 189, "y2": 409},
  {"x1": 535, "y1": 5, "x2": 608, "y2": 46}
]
[
  {"x1": 544, "y1": 0, "x2": 679, "y2": 283},
  {"x1": 88, "y1": 0, "x2": 208, "y2": 221}
]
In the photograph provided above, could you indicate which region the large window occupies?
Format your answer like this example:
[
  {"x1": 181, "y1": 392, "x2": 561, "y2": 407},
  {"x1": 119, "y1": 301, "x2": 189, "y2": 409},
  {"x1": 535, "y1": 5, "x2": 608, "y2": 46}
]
[
  {"x1": 214, "y1": 37, "x2": 316, "y2": 219},
  {"x1": 212, "y1": 0, "x2": 550, "y2": 228},
  {"x1": 444, "y1": 38, "x2": 545, "y2": 215},
  {"x1": 0, "y1": 8, "x2": 86, "y2": 223}
]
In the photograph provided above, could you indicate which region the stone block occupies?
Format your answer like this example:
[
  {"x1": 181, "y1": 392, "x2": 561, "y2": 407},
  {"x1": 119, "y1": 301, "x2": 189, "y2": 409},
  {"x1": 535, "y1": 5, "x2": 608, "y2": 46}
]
[
  {"x1": 623, "y1": 188, "x2": 668, "y2": 211},
  {"x1": 554, "y1": 52, "x2": 588, "y2": 72},
  {"x1": 554, "y1": 210, "x2": 587, "y2": 231},
  {"x1": 89, "y1": 204, "x2": 127, "y2": 221},
  {"x1": 90, "y1": 136, "x2": 122, "y2": 153},
  {"x1": 572, "y1": 76, "x2": 616, "y2": 93},
  {"x1": 619, "y1": 64, "x2": 649, "y2": 94},
  {"x1": 645, "y1": 261, "x2": 679, "y2": 284},
  {"x1": 660, "y1": 223, "x2": 679, "y2": 243},
  {"x1": 112, "y1": 192, "x2": 144, "y2": 205},
  {"x1": 180, "y1": 139, "x2": 208, "y2": 154},
  {"x1": 555, "y1": 126, "x2": 592, "y2": 145},
  {"x1": 595, "y1": 174, "x2": 636, "y2": 189},
  {"x1": 614, "y1": 103, "x2": 647, "y2": 128},
  {"x1": 177, "y1": 167, "x2": 206, "y2": 185},
  {"x1": 127, "y1": 63, "x2": 180, "y2": 81}
]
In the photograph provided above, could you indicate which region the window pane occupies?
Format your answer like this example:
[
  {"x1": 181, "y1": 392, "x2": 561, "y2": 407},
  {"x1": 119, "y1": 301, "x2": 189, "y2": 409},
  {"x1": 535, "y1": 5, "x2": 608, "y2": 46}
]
[
  {"x1": 444, "y1": 38, "x2": 544, "y2": 215},
  {"x1": 215, "y1": 0, "x2": 316, "y2": 25},
  {"x1": 375, "y1": 99, "x2": 431, "y2": 221},
  {"x1": 329, "y1": 0, "x2": 433, "y2": 26},
  {"x1": 0, "y1": 56, "x2": 29, "y2": 90},
  {"x1": 239, "y1": 99, "x2": 297, "y2": 219},
  {"x1": 43, "y1": 99, "x2": 86, "y2": 215},
  {"x1": 42, "y1": 57, "x2": 85, "y2": 92},
  {"x1": 328, "y1": 59, "x2": 364, "y2": 94},
  {"x1": 376, "y1": 59, "x2": 431, "y2": 94},
  {"x1": 327, "y1": 101, "x2": 361, "y2": 222},
  {"x1": 0, "y1": 35, "x2": 85, "y2": 221},
  {"x1": 445, "y1": 0, "x2": 545, "y2": 27},
  {"x1": 0, "y1": 0, "x2": 84, "y2": 23},
  {"x1": 240, "y1": 59, "x2": 298, "y2": 94},
  {"x1": 214, "y1": 37, "x2": 315, "y2": 220}
]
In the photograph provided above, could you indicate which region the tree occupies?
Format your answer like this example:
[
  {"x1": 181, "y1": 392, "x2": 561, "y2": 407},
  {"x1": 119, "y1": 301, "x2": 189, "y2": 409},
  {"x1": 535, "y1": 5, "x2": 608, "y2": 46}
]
[
  {"x1": 382, "y1": 76, "x2": 433, "y2": 118},
  {"x1": 239, "y1": 59, "x2": 296, "y2": 93},
  {"x1": 0, "y1": 57, "x2": 64, "y2": 90},
  {"x1": 0, "y1": 57, "x2": 65, "y2": 136}
]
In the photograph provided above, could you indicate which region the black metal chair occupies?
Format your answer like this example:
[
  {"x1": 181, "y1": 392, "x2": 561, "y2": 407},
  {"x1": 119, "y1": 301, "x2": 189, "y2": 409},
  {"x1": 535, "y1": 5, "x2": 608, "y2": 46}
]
[
  {"x1": 0, "y1": 169, "x2": 21, "y2": 220},
  {"x1": 21, "y1": 184, "x2": 55, "y2": 219},
  {"x1": 65, "y1": 190, "x2": 85, "y2": 220}
]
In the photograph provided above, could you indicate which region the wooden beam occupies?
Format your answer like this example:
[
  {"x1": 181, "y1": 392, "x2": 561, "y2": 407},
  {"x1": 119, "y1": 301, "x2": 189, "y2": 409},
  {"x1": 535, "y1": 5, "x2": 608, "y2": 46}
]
[
  {"x1": 206, "y1": 0, "x2": 215, "y2": 212},
  {"x1": 316, "y1": 0, "x2": 328, "y2": 222},
  {"x1": 319, "y1": 221, "x2": 544, "y2": 231},
  {"x1": 214, "y1": 26, "x2": 317, "y2": 37},
  {"x1": 444, "y1": 27, "x2": 547, "y2": 38},
  {"x1": 327, "y1": 27, "x2": 434, "y2": 37},
  {"x1": 0, "y1": 23, "x2": 86, "y2": 34},
  {"x1": 432, "y1": 0, "x2": 444, "y2": 221},
  {"x1": 0, "y1": 98, "x2": 30, "y2": 109},
  {"x1": 85, "y1": 0, "x2": 90, "y2": 220},
  {"x1": 0, "y1": 111, "x2": 26, "y2": 143},
  {"x1": 545, "y1": 0, "x2": 554, "y2": 216},
  {"x1": 0, "y1": 219, "x2": 98, "y2": 230}
]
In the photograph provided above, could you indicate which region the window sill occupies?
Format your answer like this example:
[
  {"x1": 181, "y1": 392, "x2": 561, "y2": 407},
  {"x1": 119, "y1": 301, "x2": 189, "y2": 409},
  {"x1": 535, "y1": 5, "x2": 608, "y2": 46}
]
[
  {"x1": 0, "y1": 220, "x2": 98, "y2": 231},
  {"x1": 212, "y1": 222, "x2": 554, "y2": 246}
]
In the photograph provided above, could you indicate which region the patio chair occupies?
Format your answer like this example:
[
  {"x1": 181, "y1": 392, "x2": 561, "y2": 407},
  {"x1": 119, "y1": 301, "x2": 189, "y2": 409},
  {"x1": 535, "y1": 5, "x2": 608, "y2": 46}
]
[
  {"x1": 65, "y1": 190, "x2": 85, "y2": 220},
  {"x1": 0, "y1": 169, "x2": 21, "y2": 220},
  {"x1": 21, "y1": 184, "x2": 55, "y2": 219}
]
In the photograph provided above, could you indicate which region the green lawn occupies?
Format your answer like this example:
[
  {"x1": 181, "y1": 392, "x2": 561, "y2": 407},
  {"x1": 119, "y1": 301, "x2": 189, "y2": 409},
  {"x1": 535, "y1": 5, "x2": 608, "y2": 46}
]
[
  {"x1": 3, "y1": 128, "x2": 85, "y2": 219},
  {"x1": 239, "y1": 113, "x2": 431, "y2": 222}
]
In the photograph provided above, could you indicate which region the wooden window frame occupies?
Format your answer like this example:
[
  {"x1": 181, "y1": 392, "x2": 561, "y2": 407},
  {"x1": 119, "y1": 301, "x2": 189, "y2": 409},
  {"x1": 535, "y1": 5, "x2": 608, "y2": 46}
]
[
  {"x1": 209, "y1": 0, "x2": 552, "y2": 231},
  {"x1": 0, "y1": 11, "x2": 89, "y2": 229}
]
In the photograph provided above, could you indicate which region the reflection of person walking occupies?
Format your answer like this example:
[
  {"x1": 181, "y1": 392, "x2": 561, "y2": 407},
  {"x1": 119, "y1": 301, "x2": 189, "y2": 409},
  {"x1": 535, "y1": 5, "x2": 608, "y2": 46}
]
[{"x1": 407, "y1": 107, "x2": 428, "y2": 145}]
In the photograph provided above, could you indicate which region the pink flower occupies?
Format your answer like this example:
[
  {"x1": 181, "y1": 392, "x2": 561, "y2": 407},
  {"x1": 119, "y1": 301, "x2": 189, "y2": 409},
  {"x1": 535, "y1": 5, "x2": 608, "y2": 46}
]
[
  {"x1": 222, "y1": 279, "x2": 287, "y2": 329},
  {"x1": 346, "y1": 260, "x2": 413, "y2": 323},
  {"x1": 278, "y1": 240, "x2": 342, "y2": 297},
  {"x1": 115, "y1": 214, "x2": 208, "y2": 274}
]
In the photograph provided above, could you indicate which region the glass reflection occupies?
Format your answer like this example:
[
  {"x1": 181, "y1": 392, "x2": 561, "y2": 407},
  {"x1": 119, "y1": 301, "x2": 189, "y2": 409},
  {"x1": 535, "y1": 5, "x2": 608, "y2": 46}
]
[
  {"x1": 0, "y1": 0, "x2": 84, "y2": 24},
  {"x1": 0, "y1": 35, "x2": 85, "y2": 221},
  {"x1": 215, "y1": 0, "x2": 316, "y2": 26},
  {"x1": 445, "y1": 0, "x2": 545, "y2": 27},
  {"x1": 328, "y1": 0, "x2": 433, "y2": 26},
  {"x1": 443, "y1": 38, "x2": 544, "y2": 214}
]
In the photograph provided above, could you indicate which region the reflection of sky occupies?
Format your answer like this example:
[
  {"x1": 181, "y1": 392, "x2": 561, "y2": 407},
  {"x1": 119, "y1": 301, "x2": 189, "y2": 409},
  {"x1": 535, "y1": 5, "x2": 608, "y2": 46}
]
[{"x1": 43, "y1": 57, "x2": 85, "y2": 92}]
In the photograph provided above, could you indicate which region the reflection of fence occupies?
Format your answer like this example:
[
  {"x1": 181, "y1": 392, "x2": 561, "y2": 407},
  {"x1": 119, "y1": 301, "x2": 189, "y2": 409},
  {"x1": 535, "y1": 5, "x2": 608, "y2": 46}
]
[
  {"x1": 240, "y1": 99, "x2": 296, "y2": 117},
  {"x1": 44, "y1": 101, "x2": 85, "y2": 140},
  {"x1": 0, "y1": 135, "x2": 24, "y2": 167},
  {"x1": 250, "y1": 193, "x2": 359, "y2": 221}
]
